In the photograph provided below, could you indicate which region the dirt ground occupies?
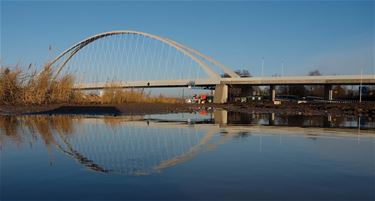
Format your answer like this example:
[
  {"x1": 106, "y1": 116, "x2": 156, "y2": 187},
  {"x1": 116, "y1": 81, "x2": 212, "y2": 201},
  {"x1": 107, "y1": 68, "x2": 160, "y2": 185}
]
[
  {"x1": 0, "y1": 102, "x2": 374, "y2": 116},
  {"x1": 0, "y1": 103, "x2": 197, "y2": 116}
]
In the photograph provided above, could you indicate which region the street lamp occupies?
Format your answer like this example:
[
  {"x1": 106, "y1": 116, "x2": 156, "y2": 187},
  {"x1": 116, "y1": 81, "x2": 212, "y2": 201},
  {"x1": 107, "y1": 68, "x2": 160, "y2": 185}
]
[
  {"x1": 359, "y1": 68, "x2": 363, "y2": 103},
  {"x1": 261, "y1": 57, "x2": 264, "y2": 77}
]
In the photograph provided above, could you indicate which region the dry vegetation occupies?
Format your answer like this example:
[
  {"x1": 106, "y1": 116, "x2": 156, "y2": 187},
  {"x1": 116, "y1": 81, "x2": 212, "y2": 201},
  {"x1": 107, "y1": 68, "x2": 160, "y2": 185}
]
[
  {"x1": 0, "y1": 64, "x2": 182, "y2": 105},
  {"x1": 0, "y1": 64, "x2": 78, "y2": 105},
  {"x1": 99, "y1": 83, "x2": 182, "y2": 104}
]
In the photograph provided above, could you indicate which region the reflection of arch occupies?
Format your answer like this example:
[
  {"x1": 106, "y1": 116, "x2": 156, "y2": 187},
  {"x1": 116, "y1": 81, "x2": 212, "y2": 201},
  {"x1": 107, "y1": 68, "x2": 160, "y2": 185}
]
[
  {"x1": 154, "y1": 129, "x2": 235, "y2": 171},
  {"x1": 49, "y1": 30, "x2": 238, "y2": 80},
  {"x1": 56, "y1": 135, "x2": 110, "y2": 173},
  {"x1": 52, "y1": 120, "x2": 230, "y2": 176}
]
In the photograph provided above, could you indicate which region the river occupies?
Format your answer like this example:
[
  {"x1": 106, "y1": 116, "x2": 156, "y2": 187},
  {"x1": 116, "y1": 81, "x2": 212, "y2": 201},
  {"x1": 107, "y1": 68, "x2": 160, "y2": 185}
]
[{"x1": 1, "y1": 109, "x2": 374, "y2": 200}]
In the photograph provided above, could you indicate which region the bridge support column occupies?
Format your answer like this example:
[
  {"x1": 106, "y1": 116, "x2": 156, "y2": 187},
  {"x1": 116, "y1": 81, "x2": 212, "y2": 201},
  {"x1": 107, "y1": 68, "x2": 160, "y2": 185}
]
[
  {"x1": 213, "y1": 84, "x2": 228, "y2": 104},
  {"x1": 269, "y1": 85, "x2": 276, "y2": 102},
  {"x1": 324, "y1": 85, "x2": 333, "y2": 101}
]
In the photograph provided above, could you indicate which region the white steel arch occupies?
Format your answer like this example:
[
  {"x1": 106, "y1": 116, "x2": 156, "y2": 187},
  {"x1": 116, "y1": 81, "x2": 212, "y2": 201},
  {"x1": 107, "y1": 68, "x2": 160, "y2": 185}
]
[
  {"x1": 163, "y1": 38, "x2": 240, "y2": 78},
  {"x1": 49, "y1": 30, "x2": 238, "y2": 80}
]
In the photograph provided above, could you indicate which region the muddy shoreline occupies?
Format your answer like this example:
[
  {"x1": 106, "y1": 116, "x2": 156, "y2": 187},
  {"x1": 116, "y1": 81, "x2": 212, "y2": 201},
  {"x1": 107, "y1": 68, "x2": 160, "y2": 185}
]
[
  {"x1": 0, "y1": 103, "x2": 196, "y2": 116},
  {"x1": 0, "y1": 102, "x2": 374, "y2": 116}
]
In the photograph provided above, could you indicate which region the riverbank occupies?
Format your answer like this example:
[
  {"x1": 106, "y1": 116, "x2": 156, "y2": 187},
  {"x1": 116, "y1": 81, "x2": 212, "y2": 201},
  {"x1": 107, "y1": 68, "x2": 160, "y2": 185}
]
[
  {"x1": 0, "y1": 103, "x2": 197, "y2": 116},
  {"x1": 1, "y1": 102, "x2": 374, "y2": 116}
]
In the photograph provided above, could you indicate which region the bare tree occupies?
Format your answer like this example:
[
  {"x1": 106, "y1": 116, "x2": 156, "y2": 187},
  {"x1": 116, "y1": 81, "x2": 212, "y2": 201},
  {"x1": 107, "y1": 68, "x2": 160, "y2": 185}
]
[
  {"x1": 308, "y1": 70, "x2": 322, "y2": 76},
  {"x1": 234, "y1": 69, "x2": 252, "y2": 77},
  {"x1": 306, "y1": 70, "x2": 323, "y2": 96},
  {"x1": 222, "y1": 69, "x2": 252, "y2": 78}
]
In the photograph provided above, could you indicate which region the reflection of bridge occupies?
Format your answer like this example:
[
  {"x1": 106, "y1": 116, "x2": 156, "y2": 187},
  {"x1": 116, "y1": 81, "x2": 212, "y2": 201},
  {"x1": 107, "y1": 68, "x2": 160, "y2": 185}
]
[
  {"x1": 49, "y1": 30, "x2": 375, "y2": 103},
  {"x1": 54, "y1": 117, "x2": 373, "y2": 175},
  {"x1": 1, "y1": 115, "x2": 373, "y2": 176},
  {"x1": 52, "y1": 118, "x2": 244, "y2": 175},
  {"x1": 56, "y1": 123, "x2": 211, "y2": 175}
]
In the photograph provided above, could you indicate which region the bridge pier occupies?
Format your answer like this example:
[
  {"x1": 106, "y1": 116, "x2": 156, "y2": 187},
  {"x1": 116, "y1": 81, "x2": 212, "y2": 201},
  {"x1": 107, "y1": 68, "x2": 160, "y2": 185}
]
[
  {"x1": 324, "y1": 84, "x2": 333, "y2": 101},
  {"x1": 269, "y1": 85, "x2": 276, "y2": 102},
  {"x1": 213, "y1": 84, "x2": 228, "y2": 104}
]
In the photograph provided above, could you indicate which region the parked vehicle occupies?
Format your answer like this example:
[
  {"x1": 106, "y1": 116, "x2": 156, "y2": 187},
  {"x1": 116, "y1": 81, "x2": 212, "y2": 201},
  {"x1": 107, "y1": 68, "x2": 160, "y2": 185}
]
[{"x1": 185, "y1": 94, "x2": 213, "y2": 104}]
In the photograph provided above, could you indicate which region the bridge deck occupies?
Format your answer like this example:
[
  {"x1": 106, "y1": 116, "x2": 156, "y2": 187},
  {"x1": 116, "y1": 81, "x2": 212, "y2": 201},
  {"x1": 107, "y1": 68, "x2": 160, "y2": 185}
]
[
  {"x1": 73, "y1": 79, "x2": 220, "y2": 90},
  {"x1": 221, "y1": 75, "x2": 375, "y2": 85},
  {"x1": 74, "y1": 75, "x2": 375, "y2": 90}
]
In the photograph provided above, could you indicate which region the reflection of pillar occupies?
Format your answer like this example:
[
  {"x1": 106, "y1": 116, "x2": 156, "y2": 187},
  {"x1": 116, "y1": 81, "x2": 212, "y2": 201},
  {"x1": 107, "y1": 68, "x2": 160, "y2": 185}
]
[
  {"x1": 323, "y1": 114, "x2": 332, "y2": 128},
  {"x1": 324, "y1": 85, "x2": 333, "y2": 101},
  {"x1": 269, "y1": 85, "x2": 276, "y2": 101},
  {"x1": 214, "y1": 109, "x2": 227, "y2": 125},
  {"x1": 269, "y1": 113, "x2": 275, "y2": 126},
  {"x1": 213, "y1": 84, "x2": 228, "y2": 103}
]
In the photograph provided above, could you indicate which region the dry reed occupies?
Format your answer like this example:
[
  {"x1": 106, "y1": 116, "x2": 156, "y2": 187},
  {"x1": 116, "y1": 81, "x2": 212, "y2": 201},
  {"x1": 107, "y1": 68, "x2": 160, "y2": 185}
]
[{"x1": 0, "y1": 64, "x2": 182, "y2": 105}]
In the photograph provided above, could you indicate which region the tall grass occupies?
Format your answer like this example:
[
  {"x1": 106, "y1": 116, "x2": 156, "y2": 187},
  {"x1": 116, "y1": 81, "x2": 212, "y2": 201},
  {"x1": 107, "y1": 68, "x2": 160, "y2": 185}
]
[
  {"x1": 0, "y1": 67, "x2": 22, "y2": 104},
  {"x1": 100, "y1": 83, "x2": 182, "y2": 104},
  {"x1": 0, "y1": 64, "x2": 182, "y2": 105},
  {"x1": 100, "y1": 83, "x2": 147, "y2": 104},
  {"x1": 0, "y1": 64, "x2": 77, "y2": 105}
]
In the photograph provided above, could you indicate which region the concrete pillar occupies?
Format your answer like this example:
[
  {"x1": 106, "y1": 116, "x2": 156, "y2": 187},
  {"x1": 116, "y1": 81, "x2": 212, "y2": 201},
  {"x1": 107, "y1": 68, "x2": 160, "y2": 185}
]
[
  {"x1": 213, "y1": 84, "x2": 228, "y2": 104},
  {"x1": 269, "y1": 85, "x2": 276, "y2": 101},
  {"x1": 324, "y1": 85, "x2": 333, "y2": 101}
]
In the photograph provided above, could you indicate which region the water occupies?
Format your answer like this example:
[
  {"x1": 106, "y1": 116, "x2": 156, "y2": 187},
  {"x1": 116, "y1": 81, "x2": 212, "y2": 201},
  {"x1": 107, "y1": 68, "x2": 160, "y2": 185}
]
[{"x1": 1, "y1": 111, "x2": 374, "y2": 200}]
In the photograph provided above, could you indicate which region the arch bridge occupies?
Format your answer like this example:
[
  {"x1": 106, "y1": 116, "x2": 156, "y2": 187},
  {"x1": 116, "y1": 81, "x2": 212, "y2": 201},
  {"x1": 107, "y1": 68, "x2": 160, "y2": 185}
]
[{"x1": 49, "y1": 30, "x2": 375, "y2": 103}]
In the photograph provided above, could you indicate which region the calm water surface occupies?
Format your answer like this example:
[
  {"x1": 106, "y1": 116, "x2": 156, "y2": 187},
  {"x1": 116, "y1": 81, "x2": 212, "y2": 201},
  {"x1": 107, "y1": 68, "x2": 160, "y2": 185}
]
[{"x1": 1, "y1": 111, "x2": 374, "y2": 200}]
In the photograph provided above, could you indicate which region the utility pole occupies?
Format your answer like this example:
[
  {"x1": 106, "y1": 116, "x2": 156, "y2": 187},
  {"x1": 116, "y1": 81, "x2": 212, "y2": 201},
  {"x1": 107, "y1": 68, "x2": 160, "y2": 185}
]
[
  {"x1": 359, "y1": 68, "x2": 363, "y2": 103},
  {"x1": 281, "y1": 61, "x2": 284, "y2": 77},
  {"x1": 48, "y1": 45, "x2": 52, "y2": 63},
  {"x1": 261, "y1": 57, "x2": 264, "y2": 77}
]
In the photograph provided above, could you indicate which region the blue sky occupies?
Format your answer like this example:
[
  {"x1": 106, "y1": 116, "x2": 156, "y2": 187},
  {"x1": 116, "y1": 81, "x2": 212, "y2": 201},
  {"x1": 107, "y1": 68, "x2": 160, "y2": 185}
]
[{"x1": 1, "y1": 0, "x2": 374, "y2": 76}]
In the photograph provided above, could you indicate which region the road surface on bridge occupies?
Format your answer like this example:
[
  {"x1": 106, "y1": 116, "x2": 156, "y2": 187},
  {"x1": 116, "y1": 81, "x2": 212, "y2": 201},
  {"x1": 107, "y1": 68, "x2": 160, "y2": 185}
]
[{"x1": 74, "y1": 75, "x2": 375, "y2": 90}]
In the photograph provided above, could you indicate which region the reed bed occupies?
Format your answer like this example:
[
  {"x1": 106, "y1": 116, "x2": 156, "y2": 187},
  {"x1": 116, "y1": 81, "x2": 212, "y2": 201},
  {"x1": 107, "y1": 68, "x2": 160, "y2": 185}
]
[
  {"x1": 0, "y1": 64, "x2": 182, "y2": 105},
  {"x1": 0, "y1": 64, "x2": 77, "y2": 105},
  {"x1": 100, "y1": 83, "x2": 182, "y2": 104}
]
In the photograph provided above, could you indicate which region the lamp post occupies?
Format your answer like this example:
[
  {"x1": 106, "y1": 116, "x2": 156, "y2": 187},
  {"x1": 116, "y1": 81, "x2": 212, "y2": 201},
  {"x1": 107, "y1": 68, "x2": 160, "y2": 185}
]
[
  {"x1": 359, "y1": 68, "x2": 363, "y2": 103},
  {"x1": 261, "y1": 57, "x2": 264, "y2": 77}
]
